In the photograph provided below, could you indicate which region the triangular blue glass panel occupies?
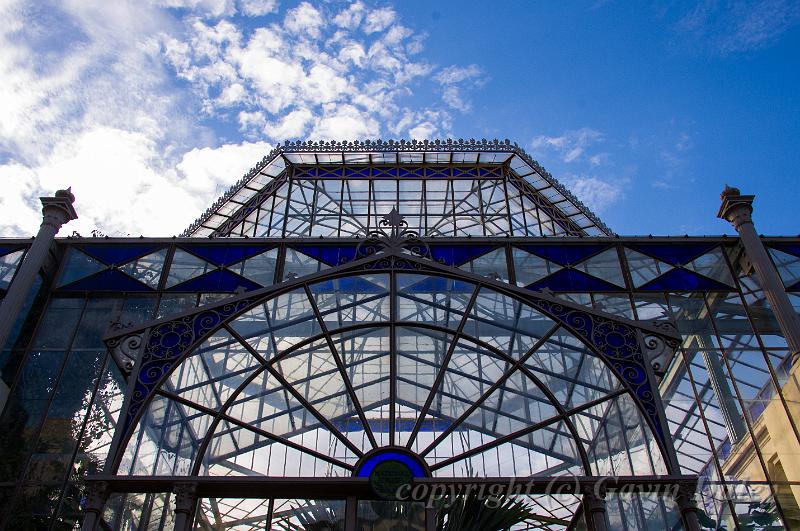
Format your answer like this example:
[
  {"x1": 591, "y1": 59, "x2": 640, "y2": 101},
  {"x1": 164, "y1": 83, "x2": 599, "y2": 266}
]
[
  {"x1": 60, "y1": 269, "x2": 153, "y2": 291},
  {"x1": 168, "y1": 269, "x2": 261, "y2": 292},
  {"x1": 118, "y1": 249, "x2": 168, "y2": 289},
  {"x1": 639, "y1": 268, "x2": 733, "y2": 291},
  {"x1": 458, "y1": 247, "x2": 509, "y2": 282},
  {"x1": 768, "y1": 244, "x2": 800, "y2": 258},
  {"x1": 683, "y1": 247, "x2": 733, "y2": 286},
  {"x1": 627, "y1": 243, "x2": 717, "y2": 266},
  {"x1": 525, "y1": 268, "x2": 625, "y2": 292},
  {"x1": 293, "y1": 245, "x2": 359, "y2": 266},
  {"x1": 282, "y1": 248, "x2": 330, "y2": 280},
  {"x1": 430, "y1": 245, "x2": 499, "y2": 266},
  {"x1": 180, "y1": 244, "x2": 273, "y2": 266},
  {"x1": 58, "y1": 249, "x2": 106, "y2": 287},
  {"x1": 788, "y1": 280, "x2": 800, "y2": 292},
  {"x1": 769, "y1": 248, "x2": 800, "y2": 289},
  {"x1": 519, "y1": 245, "x2": 609, "y2": 266},
  {"x1": 399, "y1": 275, "x2": 474, "y2": 294},
  {"x1": 79, "y1": 244, "x2": 162, "y2": 266},
  {"x1": 0, "y1": 250, "x2": 25, "y2": 290},
  {"x1": 308, "y1": 276, "x2": 388, "y2": 294},
  {"x1": 230, "y1": 248, "x2": 279, "y2": 287},
  {"x1": 0, "y1": 245, "x2": 23, "y2": 258}
]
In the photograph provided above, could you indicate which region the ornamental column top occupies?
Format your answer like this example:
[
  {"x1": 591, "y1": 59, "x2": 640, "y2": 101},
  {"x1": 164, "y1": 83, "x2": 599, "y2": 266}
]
[
  {"x1": 39, "y1": 187, "x2": 78, "y2": 230},
  {"x1": 717, "y1": 185, "x2": 754, "y2": 229}
]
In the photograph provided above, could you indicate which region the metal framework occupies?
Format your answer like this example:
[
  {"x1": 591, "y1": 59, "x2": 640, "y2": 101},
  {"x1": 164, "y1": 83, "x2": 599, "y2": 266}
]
[
  {"x1": 83, "y1": 214, "x2": 697, "y2": 529},
  {"x1": 182, "y1": 139, "x2": 614, "y2": 239},
  {"x1": 5, "y1": 150, "x2": 799, "y2": 530}
]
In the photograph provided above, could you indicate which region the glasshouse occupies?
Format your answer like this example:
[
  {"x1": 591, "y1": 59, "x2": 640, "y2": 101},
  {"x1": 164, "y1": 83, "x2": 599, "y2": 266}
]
[{"x1": 1, "y1": 139, "x2": 800, "y2": 530}]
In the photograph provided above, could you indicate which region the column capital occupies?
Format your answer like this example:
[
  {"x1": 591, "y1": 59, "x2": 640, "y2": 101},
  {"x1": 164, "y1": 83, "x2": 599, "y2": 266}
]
[
  {"x1": 173, "y1": 482, "x2": 199, "y2": 515},
  {"x1": 582, "y1": 484, "x2": 607, "y2": 512},
  {"x1": 717, "y1": 185, "x2": 754, "y2": 231},
  {"x1": 82, "y1": 480, "x2": 109, "y2": 515},
  {"x1": 674, "y1": 482, "x2": 700, "y2": 514},
  {"x1": 40, "y1": 187, "x2": 78, "y2": 231}
]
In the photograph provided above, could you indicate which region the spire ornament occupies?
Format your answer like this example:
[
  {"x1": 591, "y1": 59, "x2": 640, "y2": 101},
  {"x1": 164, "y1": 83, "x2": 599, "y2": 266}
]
[{"x1": 353, "y1": 208, "x2": 437, "y2": 263}]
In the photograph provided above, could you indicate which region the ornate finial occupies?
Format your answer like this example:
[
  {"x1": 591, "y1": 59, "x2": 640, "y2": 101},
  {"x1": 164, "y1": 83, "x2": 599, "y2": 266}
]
[
  {"x1": 721, "y1": 184, "x2": 741, "y2": 200},
  {"x1": 55, "y1": 187, "x2": 76, "y2": 203},
  {"x1": 381, "y1": 208, "x2": 405, "y2": 238}
]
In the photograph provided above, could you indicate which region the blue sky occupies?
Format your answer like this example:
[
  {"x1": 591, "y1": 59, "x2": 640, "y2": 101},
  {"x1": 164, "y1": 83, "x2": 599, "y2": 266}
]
[{"x1": 1, "y1": 0, "x2": 798, "y2": 237}]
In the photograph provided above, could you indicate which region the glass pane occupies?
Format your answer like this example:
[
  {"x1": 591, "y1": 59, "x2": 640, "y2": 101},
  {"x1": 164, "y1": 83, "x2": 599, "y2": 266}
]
[
  {"x1": 271, "y1": 498, "x2": 346, "y2": 530},
  {"x1": 395, "y1": 327, "x2": 454, "y2": 447},
  {"x1": 166, "y1": 249, "x2": 213, "y2": 288},
  {"x1": 357, "y1": 500, "x2": 426, "y2": 530},
  {"x1": 0, "y1": 249, "x2": 24, "y2": 290},
  {"x1": 118, "y1": 249, "x2": 167, "y2": 288},
  {"x1": 58, "y1": 249, "x2": 105, "y2": 287},
  {"x1": 397, "y1": 274, "x2": 473, "y2": 330}
]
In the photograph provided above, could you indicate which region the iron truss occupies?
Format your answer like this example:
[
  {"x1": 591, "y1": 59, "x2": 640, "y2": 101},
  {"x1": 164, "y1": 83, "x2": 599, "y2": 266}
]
[{"x1": 180, "y1": 139, "x2": 614, "y2": 239}]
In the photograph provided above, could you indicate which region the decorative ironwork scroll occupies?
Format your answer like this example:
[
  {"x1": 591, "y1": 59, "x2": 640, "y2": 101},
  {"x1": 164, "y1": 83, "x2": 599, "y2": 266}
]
[
  {"x1": 122, "y1": 297, "x2": 256, "y2": 433},
  {"x1": 354, "y1": 208, "x2": 438, "y2": 262},
  {"x1": 527, "y1": 297, "x2": 668, "y2": 445}
]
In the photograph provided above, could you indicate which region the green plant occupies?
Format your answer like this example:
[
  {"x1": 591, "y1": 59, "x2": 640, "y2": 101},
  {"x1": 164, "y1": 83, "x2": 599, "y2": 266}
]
[{"x1": 434, "y1": 492, "x2": 539, "y2": 531}]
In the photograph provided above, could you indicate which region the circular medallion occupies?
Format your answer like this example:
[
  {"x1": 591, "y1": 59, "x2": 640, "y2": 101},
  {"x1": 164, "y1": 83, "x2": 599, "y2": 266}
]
[
  {"x1": 355, "y1": 448, "x2": 429, "y2": 500},
  {"x1": 369, "y1": 459, "x2": 414, "y2": 500}
]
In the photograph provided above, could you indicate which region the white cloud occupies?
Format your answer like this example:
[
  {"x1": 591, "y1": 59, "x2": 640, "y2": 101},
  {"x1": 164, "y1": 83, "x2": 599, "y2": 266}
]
[
  {"x1": 264, "y1": 108, "x2": 314, "y2": 138},
  {"x1": 363, "y1": 7, "x2": 396, "y2": 33},
  {"x1": 434, "y1": 64, "x2": 484, "y2": 112},
  {"x1": 0, "y1": 129, "x2": 270, "y2": 237},
  {"x1": 333, "y1": 1, "x2": 365, "y2": 29},
  {"x1": 238, "y1": 0, "x2": 279, "y2": 17},
  {"x1": 561, "y1": 175, "x2": 627, "y2": 213},
  {"x1": 408, "y1": 122, "x2": 438, "y2": 140},
  {"x1": 531, "y1": 128, "x2": 604, "y2": 164},
  {"x1": 310, "y1": 104, "x2": 380, "y2": 140},
  {"x1": 0, "y1": 0, "x2": 488, "y2": 237},
  {"x1": 284, "y1": 2, "x2": 324, "y2": 39},
  {"x1": 434, "y1": 64, "x2": 482, "y2": 85}
]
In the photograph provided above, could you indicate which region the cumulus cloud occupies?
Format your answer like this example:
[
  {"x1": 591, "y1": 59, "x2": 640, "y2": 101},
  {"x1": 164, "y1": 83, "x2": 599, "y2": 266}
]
[
  {"x1": 529, "y1": 128, "x2": 628, "y2": 212},
  {"x1": 0, "y1": 0, "x2": 487, "y2": 236},
  {"x1": 434, "y1": 64, "x2": 484, "y2": 112},
  {"x1": 561, "y1": 175, "x2": 628, "y2": 213},
  {"x1": 239, "y1": 0, "x2": 279, "y2": 17},
  {"x1": 0, "y1": 129, "x2": 270, "y2": 237},
  {"x1": 531, "y1": 128, "x2": 604, "y2": 164}
]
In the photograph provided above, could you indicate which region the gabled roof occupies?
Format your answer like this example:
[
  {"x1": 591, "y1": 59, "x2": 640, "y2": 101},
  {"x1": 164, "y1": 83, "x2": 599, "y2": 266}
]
[{"x1": 183, "y1": 139, "x2": 614, "y2": 238}]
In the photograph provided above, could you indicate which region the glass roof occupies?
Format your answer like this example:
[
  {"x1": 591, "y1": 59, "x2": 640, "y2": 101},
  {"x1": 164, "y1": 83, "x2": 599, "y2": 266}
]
[{"x1": 183, "y1": 140, "x2": 614, "y2": 238}]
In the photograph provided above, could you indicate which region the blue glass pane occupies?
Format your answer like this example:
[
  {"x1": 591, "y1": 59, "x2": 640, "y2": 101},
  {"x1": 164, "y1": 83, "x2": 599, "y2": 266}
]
[
  {"x1": 356, "y1": 451, "x2": 428, "y2": 478},
  {"x1": 181, "y1": 244, "x2": 273, "y2": 266},
  {"x1": 293, "y1": 245, "x2": 359, "y2": 266},
  {"x1": 334, "y1": 418, "x2": 453, "y2": 433},
  {"x1": 60, "y1": 269, "x2": 153, "y2": 292},
  {"x1": 525, "y1": 268, "x2": 625, "y2": 292},
  {"x1": 167, "y1": 269, "x2": 261, "y2": 292},
  {"x1": 519, "y1": 244, "x2": 609, "y2": 266},
  {"x1": 118, "y1": 249, "x2": 168, "y2": 289},
  {"x1": 0, "y1": 250, "x2": 24, "y2": 290},
  {"x1": 80, "y1": 244, "x2": 162, "y2": 265},
  {"x1": 310, "y1": 276, "x2": 388, "y2": 294},
  {"x1": 398, "y1": 275, "x2": 474, "y2": 294},
  {"x1": 627, "y1": 243, "x2": 717, "y2": 266},
  {"x1": 639, "y1": 268, "x2": 732, "y2": 291},
  {"x1": 429, "y1": 245, "x2": 499, "y2": 266},
  {"x1": 769, "y1": 243, "x2": 800, "y2": 258},
  {"x1": 789, "y1": 280, "x2": 800, "y2": 292},
  {"x1": 58, "y1": 249, "x2": 106, "y2": 287},
  {"x1": 0, "y1": 245, "x2": 23, "y2": 258}
]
